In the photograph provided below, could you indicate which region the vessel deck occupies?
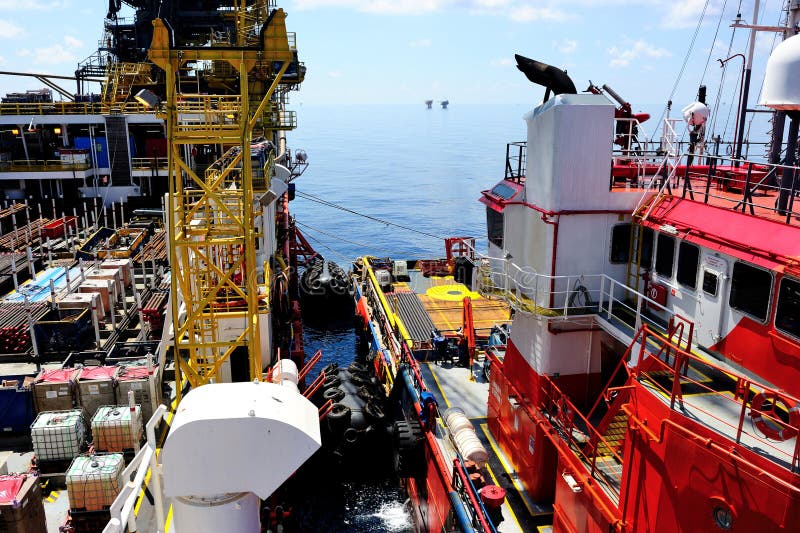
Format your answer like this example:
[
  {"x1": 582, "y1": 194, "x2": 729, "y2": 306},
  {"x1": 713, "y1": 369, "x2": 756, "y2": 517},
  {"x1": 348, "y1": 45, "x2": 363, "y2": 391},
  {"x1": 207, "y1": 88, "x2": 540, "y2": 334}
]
[
  {"x1": 419, "y1": 360, "x2": 552, "y2": 531},
  {"x1": 611, "y1": 169, "x2": 800, "y2": 225},
  {"x1": 391, "y1": 271, "x2": 511, "y2": 340}
]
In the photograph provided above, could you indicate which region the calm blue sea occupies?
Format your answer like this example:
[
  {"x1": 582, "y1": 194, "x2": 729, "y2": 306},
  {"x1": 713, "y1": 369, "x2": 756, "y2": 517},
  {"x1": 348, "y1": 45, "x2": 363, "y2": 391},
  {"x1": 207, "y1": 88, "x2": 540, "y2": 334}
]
[
  {"x1": 293, "y1": 104, "x2": 528, "y2": 531},
  {"x1": 290, "y1": 103, "x2": 532, "y2": 261}
]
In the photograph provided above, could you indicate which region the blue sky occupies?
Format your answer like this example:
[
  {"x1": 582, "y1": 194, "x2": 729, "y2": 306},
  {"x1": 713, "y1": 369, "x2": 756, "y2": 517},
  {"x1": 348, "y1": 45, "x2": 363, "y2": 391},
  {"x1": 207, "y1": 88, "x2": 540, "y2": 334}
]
[{"x1": 0, "y1": 0, "x2": 790, "y2": 114}]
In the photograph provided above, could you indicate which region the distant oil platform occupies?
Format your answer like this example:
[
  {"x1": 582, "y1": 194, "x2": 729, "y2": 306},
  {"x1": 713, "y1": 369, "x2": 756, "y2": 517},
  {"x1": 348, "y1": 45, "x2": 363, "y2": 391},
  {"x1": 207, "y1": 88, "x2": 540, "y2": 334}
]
[{"x1": 425, "y1": 99, "x2": 449, "y2": 109}]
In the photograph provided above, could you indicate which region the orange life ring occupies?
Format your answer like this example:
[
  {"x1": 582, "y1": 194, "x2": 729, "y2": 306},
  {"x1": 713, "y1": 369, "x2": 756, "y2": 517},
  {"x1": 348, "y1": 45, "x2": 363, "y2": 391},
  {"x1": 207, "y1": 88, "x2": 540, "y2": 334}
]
[{"x1": 750, "y1": 391, "x2": 800, "y2": 441}]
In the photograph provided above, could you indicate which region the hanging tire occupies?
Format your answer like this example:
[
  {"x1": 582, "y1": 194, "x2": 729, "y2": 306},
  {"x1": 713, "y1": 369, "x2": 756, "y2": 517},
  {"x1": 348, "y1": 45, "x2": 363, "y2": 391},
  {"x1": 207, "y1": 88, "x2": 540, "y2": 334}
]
[
  {"x1": 349, "y1": 373, "x2": 370, "y2": 387},
  {"x1": 357, "y1": 385, "x2": 376, "y2": 402},
  {"x1": 323, "y1": 375, "x2": 342, "y2": 389},
  {"x1": 327, "y1": 403, "x2": 352, "y2": 433},
  {"x1": 321, "y1": 363, "x2": 339, "y2": 375},
  {"x1": 393, "y1": 419, "x2": 426, "y2": 478},
  {"x1": 323, "y1": 387, "x2": 346, "y2": 403},
  {"x1": 349, "y1": 362, "x2": 369, "y2": 375},
  {"x1": 365, "y1": 401, "x2": 386, "y2": 424},
  {"x1": 343, "y1": 427, "x2": 360, "y2": 446}
]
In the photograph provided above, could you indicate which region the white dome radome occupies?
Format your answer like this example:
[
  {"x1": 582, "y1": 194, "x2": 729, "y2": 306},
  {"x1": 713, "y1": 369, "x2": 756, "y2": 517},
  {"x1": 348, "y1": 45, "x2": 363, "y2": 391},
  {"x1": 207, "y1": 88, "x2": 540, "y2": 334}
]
[
  {"x1": 682, "y1": 101, "x2": 710, "y2": 126},
  {"x1": 761, "y1": 33, "x2": 800, "y2": 111}
]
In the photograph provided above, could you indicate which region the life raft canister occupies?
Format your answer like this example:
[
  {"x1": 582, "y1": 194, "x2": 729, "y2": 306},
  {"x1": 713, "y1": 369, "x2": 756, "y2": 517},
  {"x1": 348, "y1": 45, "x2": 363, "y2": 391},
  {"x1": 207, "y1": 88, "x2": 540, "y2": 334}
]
[{"x1": 749, "y1": 391, "x2": 800, "y2": 441}]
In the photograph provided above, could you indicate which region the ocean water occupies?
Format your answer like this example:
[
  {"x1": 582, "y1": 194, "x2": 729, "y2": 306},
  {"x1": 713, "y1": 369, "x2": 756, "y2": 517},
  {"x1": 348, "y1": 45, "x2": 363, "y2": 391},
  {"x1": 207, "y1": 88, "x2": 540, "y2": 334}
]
[
  {"x1": 290, "y1": 103, "x2": 532, "y2": 261},
  {"x1": 293, "y1": 104, "x2": 528, "y2": 531}
]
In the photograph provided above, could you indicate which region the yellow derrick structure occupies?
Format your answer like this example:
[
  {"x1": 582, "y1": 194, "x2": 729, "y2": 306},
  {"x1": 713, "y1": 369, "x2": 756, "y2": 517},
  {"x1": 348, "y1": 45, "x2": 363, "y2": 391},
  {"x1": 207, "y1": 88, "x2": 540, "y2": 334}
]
[{"x1": 147, "y1": 2, "x2": 298, "y2": 395}]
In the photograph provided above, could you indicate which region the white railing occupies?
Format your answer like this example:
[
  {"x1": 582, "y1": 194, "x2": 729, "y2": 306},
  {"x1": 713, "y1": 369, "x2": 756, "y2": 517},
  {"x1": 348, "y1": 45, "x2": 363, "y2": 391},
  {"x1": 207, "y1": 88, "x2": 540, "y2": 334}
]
[
  {"x1": 103, "y1": 404, "x2": 168, "y2": 533},
  {"x1": 476, "y1": 256, "x2": 678, "y2": 335}
]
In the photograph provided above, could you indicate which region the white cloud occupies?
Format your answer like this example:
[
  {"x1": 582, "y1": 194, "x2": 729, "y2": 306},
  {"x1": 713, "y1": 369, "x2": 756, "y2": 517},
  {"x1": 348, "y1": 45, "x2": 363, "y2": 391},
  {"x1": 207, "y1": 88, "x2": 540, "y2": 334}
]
[
  {"x1": 17, "y1": 36, "x2": 83, "y2": 66},
  {"x1": 608, "y1": 39, "x2": 671, "y2": 67},
  {"x1": 490, "y1": 58, "x2": 513, "y2": 67},
  {"x1": 662, "y1": 0, "x2": 722, "y2": 29},
  {"x1": 64, "y1": 35, "x2": 82, "y2": 48},
  {"x1": 509, "y1": 5, "x2": 569, "y2": 22},
  {"x1": 328, "y1": 70, "x2": 343, "y2": 78},
  {"x1": 292, "y1": 0, "x2": 569, "y2": 20},
  {"x1": 0, "y1": 0, "x2": 67, "y2": 9},
  {"x1": 409, "y1": 38, "x2": 432, "y2": 48},
  {"x1": 293, "y1": 0, "x2": 444, "y2": 14},
  {"x1": 0, "y1": 20, "x2": 23, "y2": 38},
  {"x1": 553, "y1": 39, "x2": 577, "y2": 54}
]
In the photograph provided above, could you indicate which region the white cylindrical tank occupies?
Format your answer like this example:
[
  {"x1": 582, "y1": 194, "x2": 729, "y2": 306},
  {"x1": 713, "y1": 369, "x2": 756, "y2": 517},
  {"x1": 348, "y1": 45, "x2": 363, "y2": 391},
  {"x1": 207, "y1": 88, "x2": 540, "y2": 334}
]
[
  {"x1": 443, "y1": 407, "x2": 489, "y2": 465},
  {"x1": 761, "y1": 34, "x2": 800, "y2": 111},
  {"x1": 172, "y1": 492, "x2": 260, "y2": 533}
]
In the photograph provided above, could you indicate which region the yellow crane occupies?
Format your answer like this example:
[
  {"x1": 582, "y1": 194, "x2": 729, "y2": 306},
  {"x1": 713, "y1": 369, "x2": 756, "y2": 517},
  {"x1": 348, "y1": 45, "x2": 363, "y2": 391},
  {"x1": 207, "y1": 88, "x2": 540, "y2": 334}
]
[{"x1": 146, "y1": 2, "x2": 300, "y2": 396}]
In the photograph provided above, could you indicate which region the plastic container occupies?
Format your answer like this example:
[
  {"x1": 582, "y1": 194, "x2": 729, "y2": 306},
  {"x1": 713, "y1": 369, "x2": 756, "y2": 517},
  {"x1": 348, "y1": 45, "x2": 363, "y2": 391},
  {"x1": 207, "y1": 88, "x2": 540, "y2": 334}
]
[
  {"x1": 116, "y1": 365, "x2": 159, "y2": 424},
  {"x1": 32, "y1": 368, "x2": 78, "y2": 414},
  {"x1": 77, "y1": 367, "x2": 117, "y2": 420},
  {"x1": 0, "y1": 377, "x2": 34, "y2": 433},
  {"x1": 31, "y1": 410, "x2": 85, "y2": 461},
  {"x1": 0, "y1": 474, "x2": 47, "y2": 533},
  {"x1": 91, "y1": 405, "x2": 142, "y2": 452},
  {"x1": 66, "y1": 453, "x2": 124, "y2": 511}
]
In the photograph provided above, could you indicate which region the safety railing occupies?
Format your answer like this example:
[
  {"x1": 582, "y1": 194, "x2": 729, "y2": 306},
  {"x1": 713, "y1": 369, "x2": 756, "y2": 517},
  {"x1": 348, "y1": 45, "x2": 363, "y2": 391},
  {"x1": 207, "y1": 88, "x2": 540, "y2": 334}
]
[
  {"x1": 0, "y1": 101, "x2": 151, "y2": 115},
  {"x1": 476, "y1": 257, "x2": 679, "y2": 336},
  {"x1": 103, "y1": 404, "x2": 168, "y2": 533},
  {"x1": 0, "y1": 160, "x2": 91, "y2": 172},
  {"x1": 633, "y1": 325, "x2": 800, "y2": 473},
  {"x1": 504, "y1": 142, "x2": 526, "y2": 183},
  {"x1": 131, "y1": 157, "x2": 168, "y2": 171}
]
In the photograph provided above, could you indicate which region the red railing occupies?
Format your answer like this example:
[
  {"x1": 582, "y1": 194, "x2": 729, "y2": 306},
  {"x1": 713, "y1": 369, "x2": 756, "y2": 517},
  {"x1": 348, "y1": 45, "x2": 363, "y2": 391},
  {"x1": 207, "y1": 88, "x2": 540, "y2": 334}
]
[{"x1": 634, "y1": 325, "x2": 800, "y2": 472}]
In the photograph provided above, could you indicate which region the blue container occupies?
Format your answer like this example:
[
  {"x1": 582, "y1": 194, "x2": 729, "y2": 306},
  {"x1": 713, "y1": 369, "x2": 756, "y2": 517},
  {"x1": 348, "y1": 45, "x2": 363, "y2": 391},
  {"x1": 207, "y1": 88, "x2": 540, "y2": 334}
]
[{"x1": 0, "y1": 376, "x2": 34, "y2": 433}]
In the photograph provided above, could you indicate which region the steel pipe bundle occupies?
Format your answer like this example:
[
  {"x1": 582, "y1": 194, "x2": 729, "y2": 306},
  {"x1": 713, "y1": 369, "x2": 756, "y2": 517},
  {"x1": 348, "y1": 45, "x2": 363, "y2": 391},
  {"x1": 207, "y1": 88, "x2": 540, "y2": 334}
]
[
  {"x1": 142, "y1": 291, "x2": 168, "y2": 331},
  {"x1": 0, "y1": 302, "x2": 48, "y2": 354},
  {"x1": 133, "y1": 232, "x2": 167, "y2": 265},
  {"x1": 0, "y1": 218, "x2": 51, "y2": 252}
]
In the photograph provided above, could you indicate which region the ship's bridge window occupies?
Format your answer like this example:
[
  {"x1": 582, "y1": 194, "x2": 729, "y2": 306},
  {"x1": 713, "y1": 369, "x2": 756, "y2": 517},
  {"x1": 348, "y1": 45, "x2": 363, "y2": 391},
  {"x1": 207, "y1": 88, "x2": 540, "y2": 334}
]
[
  {"x1": 610, "y1": 224, "x2": 652, "y2": 265},
  {"x1": 655, "y1": 234, "x2": 675, "y2": 278},
  {"x1": 729, "y1": 261, "x2": 772, "y2": 322},
  {"x1": 775, "y1": 277, "x2": 800, "y2": 340},
  {"x1": 486, "y1": 207, "x2": 503, "y2": 248},
  {"x1": 610, "y1": 224, "x2": 631, "y2": 263},
  {"x1": 677, "y1": 241, "x2": 700, "y2": 290}
]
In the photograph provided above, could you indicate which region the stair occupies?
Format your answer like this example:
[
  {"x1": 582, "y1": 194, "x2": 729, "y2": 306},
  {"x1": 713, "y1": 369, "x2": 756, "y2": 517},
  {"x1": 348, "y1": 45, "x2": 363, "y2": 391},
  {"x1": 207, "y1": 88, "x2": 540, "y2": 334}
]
[
  {"x1": 596, "y1": 410, "x2": 628, "y2": 456},
  {"x1": 104, "y1": 115, "x2": 131, "y2": 185}
]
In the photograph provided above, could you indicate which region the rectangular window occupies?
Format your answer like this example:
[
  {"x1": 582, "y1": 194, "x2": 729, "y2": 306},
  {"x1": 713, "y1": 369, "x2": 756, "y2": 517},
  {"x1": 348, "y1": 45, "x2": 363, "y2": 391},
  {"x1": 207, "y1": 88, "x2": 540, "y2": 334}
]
[
  {"x1": 702, "y1": 270, "x2": 719, "y2": 296},
  {"x1": 486, "y1": 208, "x2": 504, "y2": 248},
  {"x1": 775, "y1": 277, "x2": 800, "y2": 340},
  {"x1": 655, "y1": 234, "x2": 675, "y2": 278},
  {"x1": 638, "y1": 227, "x2": 654, "y2": 269},
  {"x1": 677, "y1": 241, "x2": 700, "y2": 289},
  {"x1": 729, "y1": 261, "x2": 772, "y2": 322},
  {"x1": 610, "y1": 224, "x2": 631, "y2": 263}
]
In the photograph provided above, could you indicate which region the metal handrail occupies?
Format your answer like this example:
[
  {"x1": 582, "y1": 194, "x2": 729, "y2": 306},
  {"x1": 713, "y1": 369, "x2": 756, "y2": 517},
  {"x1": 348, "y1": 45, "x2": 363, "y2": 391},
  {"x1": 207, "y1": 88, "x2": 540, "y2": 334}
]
[{"x1": 634, "y1": 326, "x2": 800, "y2": 472}]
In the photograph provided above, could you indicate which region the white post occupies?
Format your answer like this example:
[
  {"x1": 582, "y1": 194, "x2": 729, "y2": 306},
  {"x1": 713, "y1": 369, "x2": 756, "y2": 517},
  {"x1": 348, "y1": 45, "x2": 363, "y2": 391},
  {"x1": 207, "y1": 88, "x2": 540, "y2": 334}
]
[
  {"x1": 46, "y1": 237, "x2": 52, "y2": 266},
  {"x1": 91, "y1": 304, "x2": 101, "y2": 346},
  {"x1": 26, "y1": 246, "x2": 34, "y2": 277},
  {"x1": 25, "y1": 296, "x2": 39, "y2": 360},
  {"x1": 109, "y1": 280, "x2": 117, "y2": 331},
  {"x1": 10, "y1": 253, "x2": 17, "y2": 291}
]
